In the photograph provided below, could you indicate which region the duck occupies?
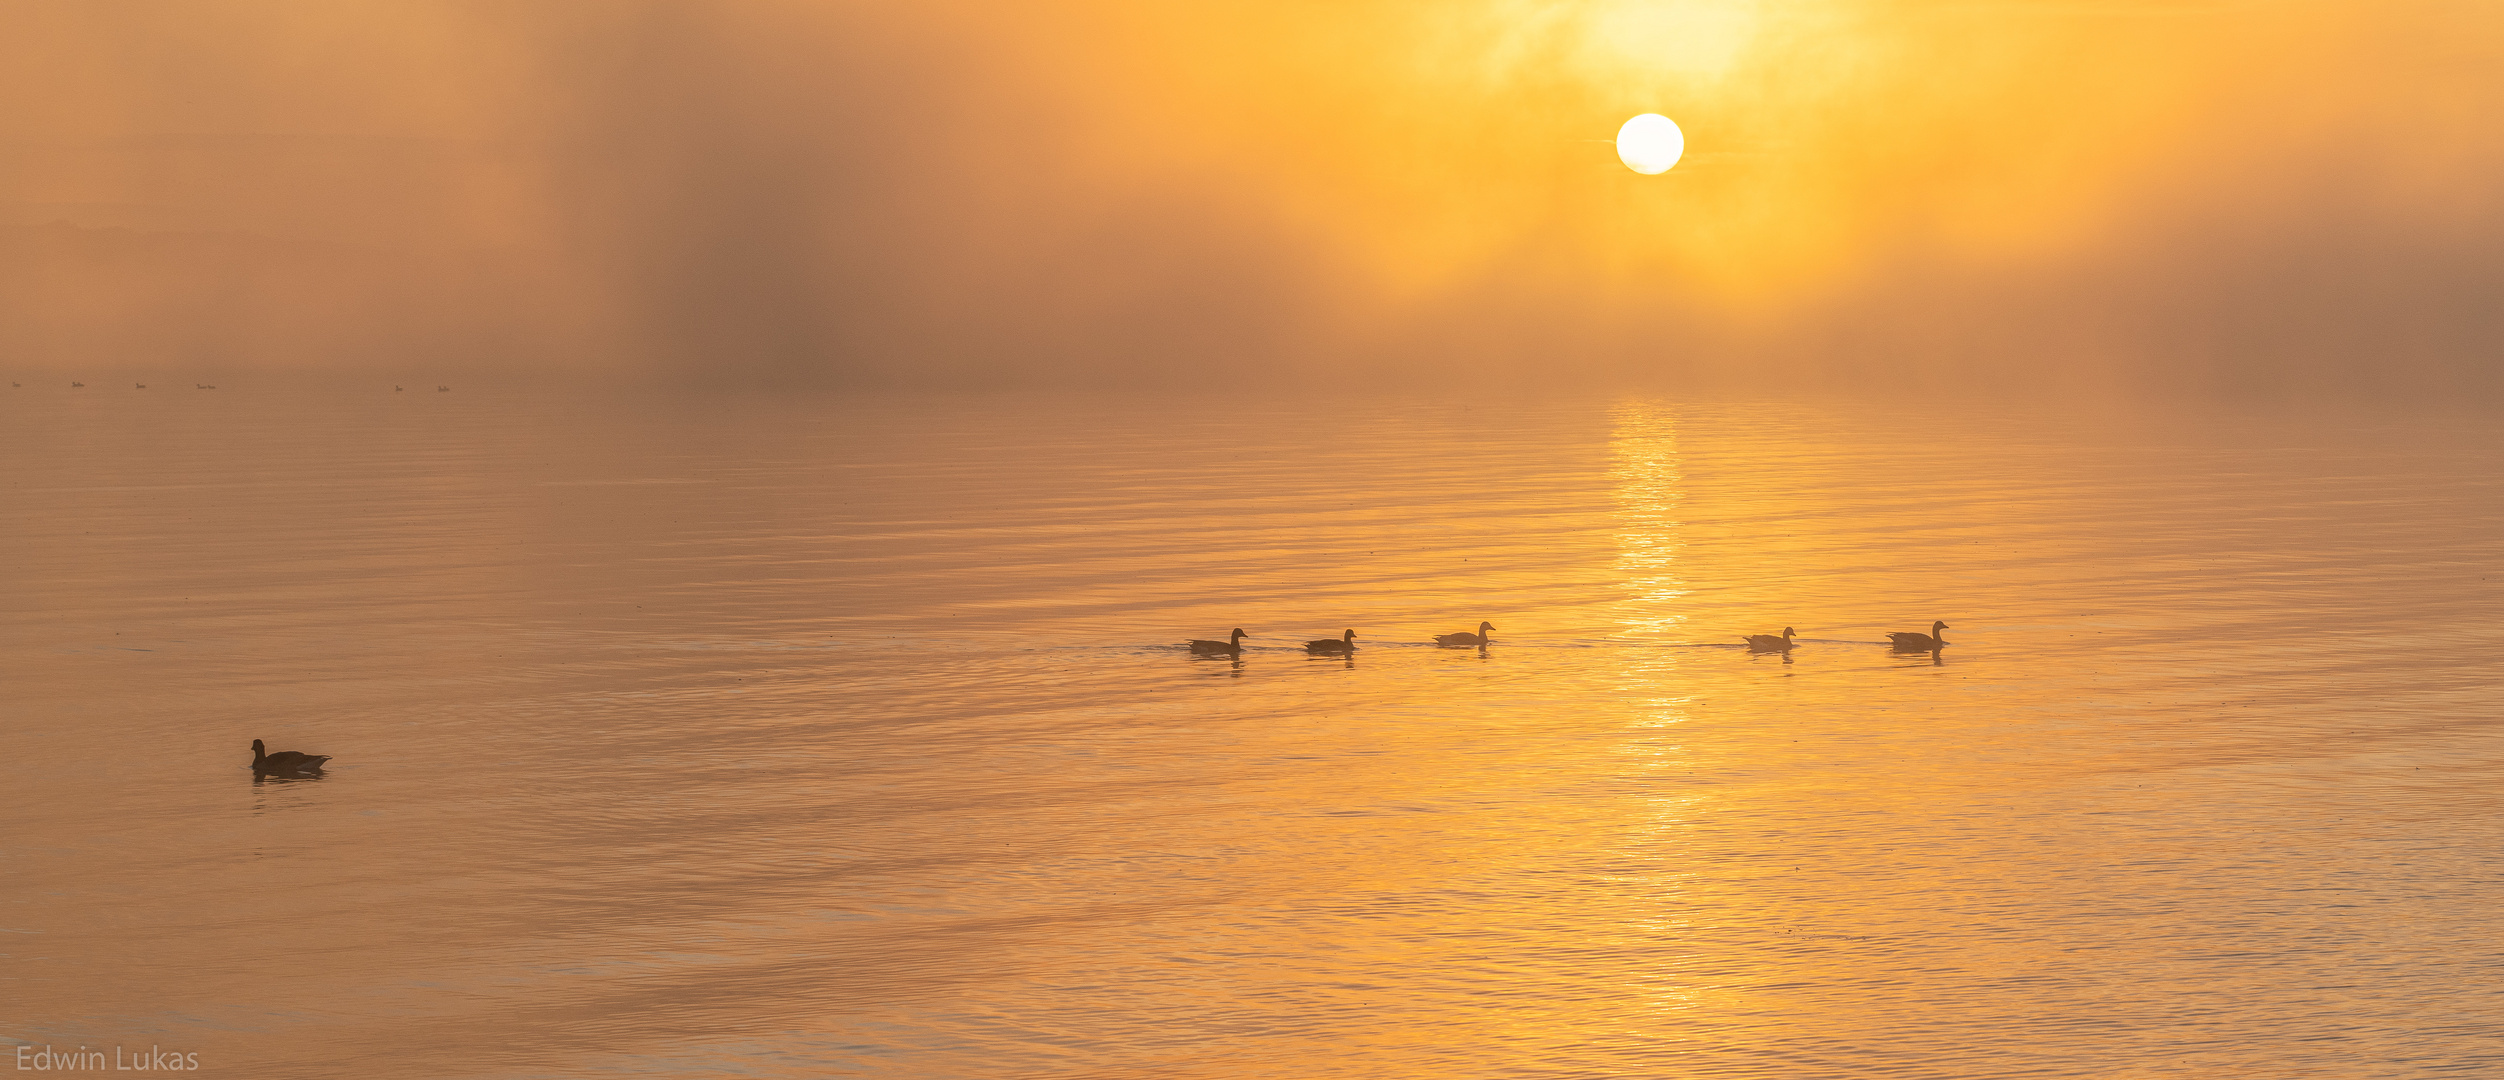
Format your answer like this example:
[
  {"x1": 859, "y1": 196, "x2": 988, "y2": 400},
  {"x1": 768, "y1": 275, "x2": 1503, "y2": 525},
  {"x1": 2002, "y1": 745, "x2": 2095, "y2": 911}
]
[
  {"x1": 1188, "y1": 628, "x2": 1247, "y2": 655},
  {"x1": 1743, "y1": 627, "x2": 1797, "y2": 651},
  {"x1": 251, "y1": 739, "x2": 331, "y2": 774},
  {"x1": 1305, "y1": 629, "x2": 1357, "y2": 654},
  {"x1": 1888, "y1": 621, "x2": 1950, "y2": 650},
  {"x1": 1435, "y1": 621, "x2": 1496, "y2": 647}
]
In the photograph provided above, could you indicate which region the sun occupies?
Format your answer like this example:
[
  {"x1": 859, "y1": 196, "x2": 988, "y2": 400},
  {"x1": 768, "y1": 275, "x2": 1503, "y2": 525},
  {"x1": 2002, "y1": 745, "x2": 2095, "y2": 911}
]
[{"x1": 1616, "y1": 114, "x2": 1684, "y2": 175}]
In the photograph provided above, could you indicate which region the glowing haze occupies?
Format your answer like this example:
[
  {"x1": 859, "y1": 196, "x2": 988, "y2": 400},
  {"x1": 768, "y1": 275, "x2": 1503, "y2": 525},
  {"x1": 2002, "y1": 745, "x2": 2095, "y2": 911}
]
[{"x1": 4, "y1": 0, "x2": 2502, "y2": 397}]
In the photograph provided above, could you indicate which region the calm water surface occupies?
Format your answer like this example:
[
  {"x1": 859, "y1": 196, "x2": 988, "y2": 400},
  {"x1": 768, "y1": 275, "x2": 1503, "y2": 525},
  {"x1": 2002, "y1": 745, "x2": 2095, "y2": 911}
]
[{"x1": 5, "y1": 387, "x2": 2502, "y2": 1078}]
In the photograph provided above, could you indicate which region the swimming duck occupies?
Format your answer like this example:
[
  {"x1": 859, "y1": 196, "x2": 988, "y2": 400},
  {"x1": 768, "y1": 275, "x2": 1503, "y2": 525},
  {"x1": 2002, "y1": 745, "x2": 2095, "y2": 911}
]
[
  {"x1": 1743, "y1": 627, "x2": 1796, "y2": 651},
  {"x1": 1436, "y1": 621, "x2": 1496, "y2": 647},
  {"x1": 251, "y1": 739, "x2": 331, "y2": 774},
  {"x1": 1888, "y1": 621, "x2": 1950, "y2": 650},
  {"x1": 1188, "y1": 628, "x2": 1247, "y2": 655},
  {"x1": 1305, "y1": 629, "x2": 1357, "y2": 654}
]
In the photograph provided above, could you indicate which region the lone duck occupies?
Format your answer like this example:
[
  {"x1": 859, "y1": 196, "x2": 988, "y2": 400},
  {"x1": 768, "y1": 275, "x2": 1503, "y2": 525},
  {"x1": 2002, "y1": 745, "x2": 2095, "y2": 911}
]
[
  {"x1": 1436, "y1": 621, "x2": 1496, "y2": 647},
  {"x1": 1188, "y1": 628, "x2": 1248, "y2": 655},
  {"x1": 251, "y1": 739, "x2": 331, "y2": 775},
  {"x1": 1744, "y1": 627, "x2": 1797, "y2": 651},
  {"x1": 1888, "y1": 621, "x2": 1950, "y2": 650},
  {"x1": 1305, "y1": 629, "x2": 1357, "y2": 655}
]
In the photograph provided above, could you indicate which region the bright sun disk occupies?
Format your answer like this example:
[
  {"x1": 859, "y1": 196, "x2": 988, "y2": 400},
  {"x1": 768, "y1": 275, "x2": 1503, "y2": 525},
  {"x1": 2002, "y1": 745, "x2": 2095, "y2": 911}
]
[{"x1": 1616, "y1": 113, "x2": 1684, "y2": 175}]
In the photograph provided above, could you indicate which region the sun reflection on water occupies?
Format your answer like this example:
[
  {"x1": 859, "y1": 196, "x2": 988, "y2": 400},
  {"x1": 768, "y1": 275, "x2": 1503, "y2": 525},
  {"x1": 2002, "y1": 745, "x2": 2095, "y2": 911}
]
[{"x1": 1609, "y1": 402, "x2": 1689, "y2": 641}]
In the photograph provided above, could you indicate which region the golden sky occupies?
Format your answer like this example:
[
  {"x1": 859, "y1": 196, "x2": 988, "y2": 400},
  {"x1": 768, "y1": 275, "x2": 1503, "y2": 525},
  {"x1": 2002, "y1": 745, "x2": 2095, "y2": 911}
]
[{"x1": 5, "y1": 1, "x2": 2501, "y2": 395}]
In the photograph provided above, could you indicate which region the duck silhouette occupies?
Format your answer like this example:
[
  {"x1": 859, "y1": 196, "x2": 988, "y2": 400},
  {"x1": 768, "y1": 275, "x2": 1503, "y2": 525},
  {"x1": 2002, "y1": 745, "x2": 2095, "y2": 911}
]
[
  {"x1": 1305, "y1": 629, "x2": 1357, "y2": 655},
  {"x1": 1188, "y1": 628, "x2": 1247, "y2": 656},
  {"x1": 1744, "y1": 627, "x2": 1796, "y2": 651},
  {"x1": 1436, "y1": 621, "x2": 1495, "y2": 647},
  {"x1": 1888, "y1": 621, "x2": 1950, "y2": 650},
  {"x1": 251, "y1": 739, "x2": 331, "y2": 775}
]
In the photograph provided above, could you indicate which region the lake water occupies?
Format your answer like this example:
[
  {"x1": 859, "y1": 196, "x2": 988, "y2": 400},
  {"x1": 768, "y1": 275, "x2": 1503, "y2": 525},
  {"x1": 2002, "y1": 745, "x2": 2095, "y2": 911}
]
[{"x1": 5, "y1": 386, "x2": 2502, "y2": 1078}]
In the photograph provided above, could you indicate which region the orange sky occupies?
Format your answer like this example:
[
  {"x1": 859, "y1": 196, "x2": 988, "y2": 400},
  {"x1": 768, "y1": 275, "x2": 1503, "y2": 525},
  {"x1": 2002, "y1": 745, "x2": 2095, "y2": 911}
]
[{"x1": 5, "y1": 0, "x2": 2501, "y2": 396}]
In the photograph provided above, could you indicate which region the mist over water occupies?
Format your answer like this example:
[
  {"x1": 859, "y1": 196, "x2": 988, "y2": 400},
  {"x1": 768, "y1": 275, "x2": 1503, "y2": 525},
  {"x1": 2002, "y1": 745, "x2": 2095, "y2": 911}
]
[
  {"x1": 10, "y1": 3, "x2": 2504, "y2": 1074},
  {"x1": 7, "y1": 2, "x2": 2504, "y2": 396},
  {"x1": 6, "y1": 387, "x2": 2501, "y2": 1077}
]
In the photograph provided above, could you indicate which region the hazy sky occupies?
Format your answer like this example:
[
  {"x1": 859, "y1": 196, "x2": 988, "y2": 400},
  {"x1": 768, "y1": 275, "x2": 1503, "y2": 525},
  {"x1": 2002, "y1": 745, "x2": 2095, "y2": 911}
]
[{"x1": 5, "y1": 1, "x2": 2501, "y2": 396}]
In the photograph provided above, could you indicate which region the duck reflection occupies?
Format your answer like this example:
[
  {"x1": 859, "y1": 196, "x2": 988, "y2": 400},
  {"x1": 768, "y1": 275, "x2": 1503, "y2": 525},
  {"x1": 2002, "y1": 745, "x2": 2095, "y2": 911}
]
[
  {"x1": 250, "y1": 770, "x2": 327, "y2": 786},
  {"x1": 1191, "y1": 653, "x2": 1247, "y2": 677}
]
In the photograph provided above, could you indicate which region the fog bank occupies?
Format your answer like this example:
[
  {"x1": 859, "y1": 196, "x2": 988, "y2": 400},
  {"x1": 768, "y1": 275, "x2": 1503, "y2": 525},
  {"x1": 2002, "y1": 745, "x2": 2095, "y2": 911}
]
[{"x1": 5, "y1": 1, "x2": 2501, "y2": 399}]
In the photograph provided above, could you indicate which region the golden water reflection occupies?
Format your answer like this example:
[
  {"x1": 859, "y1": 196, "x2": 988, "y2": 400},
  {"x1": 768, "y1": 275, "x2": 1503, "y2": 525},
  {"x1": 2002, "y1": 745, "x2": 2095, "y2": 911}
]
[
  {"x1": 1610, "y1": 400, "x2": 1688, "y2": 641},
  {"x1": 4, "y1": 390, "x2": 2501, "y2": 1077}
]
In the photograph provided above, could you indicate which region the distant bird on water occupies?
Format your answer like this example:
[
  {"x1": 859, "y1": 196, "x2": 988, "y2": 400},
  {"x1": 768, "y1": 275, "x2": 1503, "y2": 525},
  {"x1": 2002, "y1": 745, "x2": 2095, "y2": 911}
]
[
  {"x1": 135, "y1": 383, "x2": 146, "y2": 389},
  {"x1": 251, "y1": 739, "x2": 330, "y2": 775},
  {"x1": 1888, "y1": 621, "x2": 1950, "y2": 650},
  {"x1": 1305, "y1": 629, "x2": 1357, "y2": 654},
  {"x1": 1436, "y1": 621, "x2": 1496, "y2": 647},
  {"x1": 1188, "y1": 628, "x2": 1247, "y2": 655},
  {"x1": 1744, "y1": 627, "x2": 1797, "y2": 651}
]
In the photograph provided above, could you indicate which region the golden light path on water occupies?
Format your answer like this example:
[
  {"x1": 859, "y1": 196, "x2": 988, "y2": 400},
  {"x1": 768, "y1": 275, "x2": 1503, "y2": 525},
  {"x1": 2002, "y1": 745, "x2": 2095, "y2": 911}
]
[{"x1": 4, "y1": 387, "x2": 2503, "y2": 1077}]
